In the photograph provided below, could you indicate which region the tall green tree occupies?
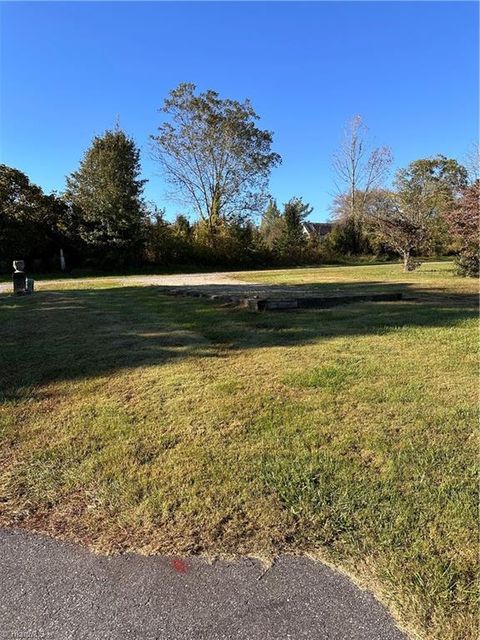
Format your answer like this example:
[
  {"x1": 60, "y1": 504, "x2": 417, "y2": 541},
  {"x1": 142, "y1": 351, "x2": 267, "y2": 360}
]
[
  {"x1": 65, "y1": 128, "x2": 147, "y2": 266},
  {"x1": 275, "y1": 197, "x2": 312, "y2": 263},
  {"x1": 260, "y1": 199, "x2": 283, "y2": 250},
  {"x1": 150, "y1": 83, "x2": 281, "y2": 246}
]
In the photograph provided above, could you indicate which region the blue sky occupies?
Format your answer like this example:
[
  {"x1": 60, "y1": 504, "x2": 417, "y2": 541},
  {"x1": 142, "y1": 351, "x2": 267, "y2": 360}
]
[{"x1": 1, "y1": 1, "x2": 478, "y2": 222}]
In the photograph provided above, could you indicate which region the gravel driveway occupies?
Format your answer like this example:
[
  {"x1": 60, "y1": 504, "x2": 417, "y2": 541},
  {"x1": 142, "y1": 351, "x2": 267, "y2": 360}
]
[
  {"x1": 0, "y1": 272, "x2": 251, "y2": 293},
  {"x1": 0, "y1": 271, "x2": 318, "y2": 299}
]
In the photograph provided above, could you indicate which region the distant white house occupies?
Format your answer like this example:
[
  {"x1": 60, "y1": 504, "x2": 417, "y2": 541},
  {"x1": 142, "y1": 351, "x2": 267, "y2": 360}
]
[{"x1": 302, "y1": 222, "x2": 333, "y2": 240}]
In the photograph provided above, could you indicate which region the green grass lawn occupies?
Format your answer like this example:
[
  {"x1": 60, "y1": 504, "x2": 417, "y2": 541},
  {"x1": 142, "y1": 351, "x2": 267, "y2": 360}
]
[{"x1": 0, "y1": 262, "x2": 477, "y2": 640}]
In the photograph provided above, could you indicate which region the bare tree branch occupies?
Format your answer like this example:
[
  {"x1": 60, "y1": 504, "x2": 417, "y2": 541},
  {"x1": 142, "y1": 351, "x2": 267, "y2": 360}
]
[{"x1": 332, "y1": 115, "x2": 392, "y2": 220}]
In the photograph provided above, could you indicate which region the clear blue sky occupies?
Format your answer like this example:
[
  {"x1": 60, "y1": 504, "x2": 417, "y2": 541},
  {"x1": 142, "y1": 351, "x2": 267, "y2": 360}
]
[{"x1": 1, "y1": 1, "x2": 478, "y2": 222}]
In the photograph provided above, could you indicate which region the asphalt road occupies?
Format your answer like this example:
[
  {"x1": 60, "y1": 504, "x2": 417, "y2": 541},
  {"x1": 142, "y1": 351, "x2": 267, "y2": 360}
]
[{"x1": 0, "y1": 529, "x2": 407, "y2": 640}]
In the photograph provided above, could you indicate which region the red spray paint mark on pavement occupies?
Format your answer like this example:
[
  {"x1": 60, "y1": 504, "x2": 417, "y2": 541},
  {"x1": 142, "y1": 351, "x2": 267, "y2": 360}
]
[{"x1": 171, "y1": 558, "x2": 188, "y2": 573}]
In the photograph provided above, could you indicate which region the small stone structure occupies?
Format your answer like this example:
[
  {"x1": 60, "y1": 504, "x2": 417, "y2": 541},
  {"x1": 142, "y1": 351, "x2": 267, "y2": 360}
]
[
  {"x1": 245, "y1": 292, "x2": 403, "y2": 311},
  {"x1": 12, "y1": 260, "x2": 34, "y2": 295},
  {"x1": 166, "y1": 287, "x2": 403, "y2": 311}
]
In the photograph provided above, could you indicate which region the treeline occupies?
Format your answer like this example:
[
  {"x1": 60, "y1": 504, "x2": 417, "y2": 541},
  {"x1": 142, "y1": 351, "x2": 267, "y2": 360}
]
[
  {"x1": 0, "y1": 166, "x2": 358, "y2": 271},
  {"x1": 1, "y1": 83, "x2": 478, "y2": 276}
]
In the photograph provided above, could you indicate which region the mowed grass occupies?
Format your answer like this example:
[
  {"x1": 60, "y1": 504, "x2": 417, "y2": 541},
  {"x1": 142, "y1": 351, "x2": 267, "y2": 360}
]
[{"x1": 0, "y1": 262, "x2": 477, "y2": 640}]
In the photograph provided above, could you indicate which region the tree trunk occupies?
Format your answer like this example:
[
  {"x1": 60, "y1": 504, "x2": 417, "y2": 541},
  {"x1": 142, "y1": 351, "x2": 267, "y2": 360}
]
[
  {"x1": 403, "y1": 250, "x2": 417, "y2": 271},
  {"x1": 59, "y1": 248, "x2": 66, "y2": 272},
  {"x1": 208, "y1": 191, "x2": 221, "y2": 248}
]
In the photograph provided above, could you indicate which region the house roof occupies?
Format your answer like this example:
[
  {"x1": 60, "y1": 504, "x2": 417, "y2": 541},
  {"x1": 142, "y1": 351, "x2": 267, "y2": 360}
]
[{"x1": 303, "y1": 222, "x2": 333, "y2": 237}]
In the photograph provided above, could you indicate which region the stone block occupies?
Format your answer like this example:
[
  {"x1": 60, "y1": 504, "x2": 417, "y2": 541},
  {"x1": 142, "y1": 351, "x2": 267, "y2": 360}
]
[{"x1": 13, "y1": 271, "x2": 27, "y2": 295}]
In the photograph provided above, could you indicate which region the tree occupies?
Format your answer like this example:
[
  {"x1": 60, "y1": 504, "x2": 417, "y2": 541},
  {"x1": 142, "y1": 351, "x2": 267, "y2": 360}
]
[
  {"x1": 259, "y1": 199, "x2": 283, "y2": 250},
  {"x1": 65, "y1": 128, "x2": 147, "y2": 267},
  {"x1": 329, "y1": 190, "x2": 379, "y2": 254},
  {"x1": 144, "y1": 207, "x2": 175, "y2": 266},
  {"x1": 0, "y1": 164, "x2": 73, "y2": 270},
  {"x1": 150, "y1": 83, "x2": 281, "y2": 246},
  {"x1": 171, "y1": 214, "x2": 194, "y2": 263},
  {"x1": 367, "y1": 156, "x2": 468, "y2": 270},
  {"x1": 365, "y1": 190, "x2": 430, "y2": 271},
  {"x1": 172, "y1": 214, "x2": 192, "y2": 240},
  {"x1": 332, "y1": 115, "x2": 392, "y2": 253},
  {"x1": 464, "y1": 143, "x2": 480, "y2": 183},
  {"x1": 274, "y1": 197, "x2": 312, "y2": 263},
  {"x1": 445, "y1": 181, "x2": 479, "y2": 277},
  {"x1": 1, "y1": 165, "x2": 45, "y2": 263}
]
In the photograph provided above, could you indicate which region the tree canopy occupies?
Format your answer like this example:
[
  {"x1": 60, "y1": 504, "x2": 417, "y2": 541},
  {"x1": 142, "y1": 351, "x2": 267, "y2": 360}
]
[
  {"x1": 273, "y1": 197, "x2": 312, "y2": 263},
  {"x1": 260, "y1": 199, "x2": 283, "y2": 250},
  {"x1": 367, "y1": 156, "x2": 468, "y2": 270},
  {"x1": 150, "y1": 83, "x2": 281, "y2": 245},
  {"x1": 445, "y1": 180, "x2": 479, "y2": 277},
  {"x1": 0, "y1": 164, "x2": 72, "y2": 270},
  {"x1": 65, "y1": 128, "x2": 147, "y2": 266}
]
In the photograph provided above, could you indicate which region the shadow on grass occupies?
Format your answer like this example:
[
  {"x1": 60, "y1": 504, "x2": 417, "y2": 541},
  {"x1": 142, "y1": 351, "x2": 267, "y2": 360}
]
[{"x1": 0, "y1": 281, "x2": 477, "y2": 399}]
